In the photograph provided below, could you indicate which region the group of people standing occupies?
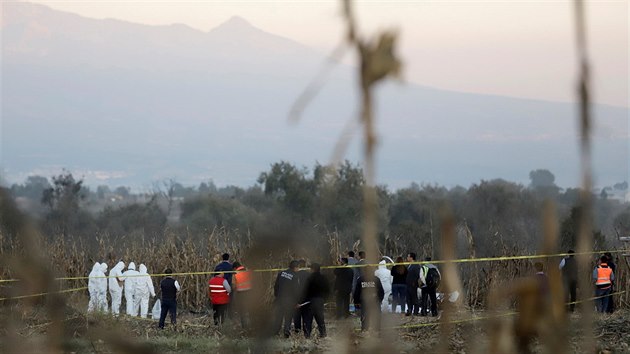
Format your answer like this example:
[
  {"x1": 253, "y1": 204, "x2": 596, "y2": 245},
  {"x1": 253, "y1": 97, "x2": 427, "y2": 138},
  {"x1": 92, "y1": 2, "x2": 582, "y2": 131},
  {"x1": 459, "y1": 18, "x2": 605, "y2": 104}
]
[
  {"x1": 560, "y1": 250, "x2": 618, "y2": 313},
  {"x1": 333, "y1": 251, "x2": 441, "y2": 320},
  {"x1": 87, "y1": 261, "x2": 156, "y2": 318},
  {"x1": 86, "y1": 249, "x2": 619, "y2": 336},
  {"x1": 206, "y1": 253, "x2": 253, "y2": 328}
]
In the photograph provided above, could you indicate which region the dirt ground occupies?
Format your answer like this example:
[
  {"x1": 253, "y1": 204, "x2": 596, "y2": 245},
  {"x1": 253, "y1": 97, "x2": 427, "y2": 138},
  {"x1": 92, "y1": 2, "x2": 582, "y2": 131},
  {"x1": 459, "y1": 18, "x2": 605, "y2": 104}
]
[{"x1": 2, "y1": 303, "x2": 630, "y2": 353}]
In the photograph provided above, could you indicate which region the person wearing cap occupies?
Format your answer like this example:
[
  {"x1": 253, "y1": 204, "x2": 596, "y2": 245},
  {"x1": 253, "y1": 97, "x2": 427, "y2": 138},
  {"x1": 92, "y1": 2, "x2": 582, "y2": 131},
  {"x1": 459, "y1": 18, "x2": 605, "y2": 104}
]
[{"x1": 302, "y1": 263, "x2": 330, "y2": 338}]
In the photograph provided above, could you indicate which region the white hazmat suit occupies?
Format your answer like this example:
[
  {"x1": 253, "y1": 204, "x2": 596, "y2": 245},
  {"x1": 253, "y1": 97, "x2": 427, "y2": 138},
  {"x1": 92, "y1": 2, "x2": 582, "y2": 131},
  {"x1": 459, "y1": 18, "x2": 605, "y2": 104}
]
[
  {"x1": 123, "y1": 262, "x2": 140, "y2": 316},
  {"x1": 108, "y1": 261, "x2": 125, "y2": 315},
  {"x1": 87, "y1": 262, "x2": 101, "y2": 312},
  {"x1": 134, "y1": 264, "x2": 156, "y2": 318},
  {"x1": 374, "y1": 260, "x2": 393, "y2": 312},
  {"x1": 98, "y1": 263, "x2": 109, "y2": 312}
]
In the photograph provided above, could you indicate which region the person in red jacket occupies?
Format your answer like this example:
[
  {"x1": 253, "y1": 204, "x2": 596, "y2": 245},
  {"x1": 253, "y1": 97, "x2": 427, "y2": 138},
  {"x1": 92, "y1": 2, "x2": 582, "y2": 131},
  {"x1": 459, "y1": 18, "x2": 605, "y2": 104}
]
[{"x1": 209, "y1": 272, "x2": 232, "y2": 326}]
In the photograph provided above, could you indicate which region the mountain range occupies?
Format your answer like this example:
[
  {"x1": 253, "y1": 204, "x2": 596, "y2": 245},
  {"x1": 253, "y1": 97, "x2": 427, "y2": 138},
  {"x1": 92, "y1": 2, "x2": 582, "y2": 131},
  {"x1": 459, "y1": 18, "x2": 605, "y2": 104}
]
[{"x1": 2, "y1": 2, "x2": 628, "y2": 190}]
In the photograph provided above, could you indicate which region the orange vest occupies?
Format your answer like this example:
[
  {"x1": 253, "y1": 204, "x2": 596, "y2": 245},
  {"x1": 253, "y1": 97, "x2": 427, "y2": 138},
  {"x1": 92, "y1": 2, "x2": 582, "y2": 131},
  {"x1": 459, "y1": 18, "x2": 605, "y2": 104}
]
[
  {"x1": 209, "y1": 276, "x2": 230, "y2": 305},
  {"x1": 234, "y1": 266, "x2": 252, "y2": 291},
  {"x1": 596, "y1": 264, "x2": 612, "y2": 287}
]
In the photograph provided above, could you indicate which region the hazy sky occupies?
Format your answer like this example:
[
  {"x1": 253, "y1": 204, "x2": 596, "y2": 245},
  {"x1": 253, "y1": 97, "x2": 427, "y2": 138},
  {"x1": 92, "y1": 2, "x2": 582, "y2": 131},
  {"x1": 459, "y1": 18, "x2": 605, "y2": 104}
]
[{"x1": 25, "y1": 0, "x2": 628, "y2": 107}]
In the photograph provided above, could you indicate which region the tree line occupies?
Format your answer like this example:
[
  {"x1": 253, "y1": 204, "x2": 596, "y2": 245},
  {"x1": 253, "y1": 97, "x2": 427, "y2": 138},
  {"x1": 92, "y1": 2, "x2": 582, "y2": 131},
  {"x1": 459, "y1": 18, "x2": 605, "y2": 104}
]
[{"x1": 5, "y1": 162, "x2": 630, "y2": 258}]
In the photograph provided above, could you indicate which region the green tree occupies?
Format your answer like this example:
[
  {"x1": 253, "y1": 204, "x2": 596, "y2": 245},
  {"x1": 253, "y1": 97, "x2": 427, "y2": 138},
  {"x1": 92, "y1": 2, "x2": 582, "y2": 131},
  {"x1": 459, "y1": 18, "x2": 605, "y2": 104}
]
[
  {"x1": 180, "y1": 194, "x2": 259, "y2": 233},
  {"x1": 529, "y1": 169, "x2": 560, "y2": 197},
  {"x1": 613, "y1": 207, "x2": 630, "y2": 237},
  {"x1": 257, "y1": 161, "x2": 314, "y2": 218},
  {"x1": 560, "y1": 206, "x2": 606, "y2": 251},
  {"x1": 98, "y1": 197, "x2": 167, "y2": 237},
  {"x1": 41, "y1": 171, "x2": 93, "y2": 237}
]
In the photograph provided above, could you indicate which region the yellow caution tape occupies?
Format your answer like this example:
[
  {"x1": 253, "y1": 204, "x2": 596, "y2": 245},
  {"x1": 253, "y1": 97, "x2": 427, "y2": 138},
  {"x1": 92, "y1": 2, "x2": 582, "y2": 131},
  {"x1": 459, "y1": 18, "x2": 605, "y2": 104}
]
[
  {"x1": 0, "y1": 286, "x2": 88, "y2": 301},
  {"x1": 0, "y1": 248, "x2": 626, "y2": 283}
]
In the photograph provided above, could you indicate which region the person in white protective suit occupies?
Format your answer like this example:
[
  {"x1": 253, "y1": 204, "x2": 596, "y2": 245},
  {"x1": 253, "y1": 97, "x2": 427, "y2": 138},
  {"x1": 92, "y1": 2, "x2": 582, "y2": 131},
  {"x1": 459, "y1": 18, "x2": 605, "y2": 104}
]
[
  {"x1": 98, "y1": 263, "x2": 109, "y2": 312},
  {"x1": 374, "y1": 260, "x2": 394, "y2": 312},
  {"x1": 87, "y1": 262, "x2": 101, "y2": 312},
  {"x1": 134, "y1": 264, "x2": 156, "y2": 318},
  {"x1": 123, "y1": 262, "x2": 140, "y2": 316},
  {"x1": 109, "y1": 261, "x2": 125, "y2": 315}
]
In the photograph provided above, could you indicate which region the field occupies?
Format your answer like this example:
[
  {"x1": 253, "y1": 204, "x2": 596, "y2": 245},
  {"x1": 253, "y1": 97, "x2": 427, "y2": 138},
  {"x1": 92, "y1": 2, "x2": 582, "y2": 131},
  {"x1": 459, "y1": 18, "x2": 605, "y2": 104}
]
[{"x1": 3, "y1": 295, "x2": 630, "y2": 354}]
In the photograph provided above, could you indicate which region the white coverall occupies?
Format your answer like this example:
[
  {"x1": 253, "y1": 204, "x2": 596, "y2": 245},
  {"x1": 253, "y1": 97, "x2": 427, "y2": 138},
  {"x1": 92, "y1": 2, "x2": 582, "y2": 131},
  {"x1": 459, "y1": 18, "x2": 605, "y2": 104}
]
[
  {"x1": 123, "y1": 262, "x2": 140, "y2": 316},
  {"x1": 108, "y1": 261, "x2": 125, "y2": 315},
  {"x1": 134, "y1": 264, "x2": 156, "y2": 318},
  {"x1": 374, "y1": 260, "x2": 393, "y2": 312},
  {"x1": 87, "y1": 262, "x2": 101, "y2": 312},
  {"x1": 98, "y1": 263, "x2": 109, "y2": 312}
]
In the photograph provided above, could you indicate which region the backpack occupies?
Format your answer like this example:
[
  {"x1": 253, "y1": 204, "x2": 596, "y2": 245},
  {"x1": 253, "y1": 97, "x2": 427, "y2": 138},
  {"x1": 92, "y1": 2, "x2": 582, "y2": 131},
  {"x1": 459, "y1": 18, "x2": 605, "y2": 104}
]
[{"x1": 425, "y1": 267, "x2": 440, "y2": 288}]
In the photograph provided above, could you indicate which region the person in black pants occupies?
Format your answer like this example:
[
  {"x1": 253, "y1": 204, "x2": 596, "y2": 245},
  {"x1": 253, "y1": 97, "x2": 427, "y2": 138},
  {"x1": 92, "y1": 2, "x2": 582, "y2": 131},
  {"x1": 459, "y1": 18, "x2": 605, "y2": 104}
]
[
  {"x1": 334, "y1": 257, "x2": 354, "y2": 318},
  {"x1": 158, "y1": 269, "x2": 181, "y2": 329},
  {"x1": 353, "y1": 267, "x2": 385, "y2": 331},
  {"x1": 271, "y1": 260, "x2": 299, "y2": 338},
  {"x1": 420, "y1": 258, "x2": 440, "y2": 317},
  {"x1": 303, "y1": 263, "x2": 330, "y2": 338},
  {"x1": 405, "y1": 252, "x2": 420, "y2": 316},
  {"x1": 560, "y1": 250, "x2": 578, "y2": 312},
  {"x1": 604, "y1": 252, "x2": 616, "y2": 313},
  {"x1": 293, "y1": 259, "x2": 310, "y2": 334},
  {"x1": 391, "y1": 256, "x2": 408, "y2": 314}
]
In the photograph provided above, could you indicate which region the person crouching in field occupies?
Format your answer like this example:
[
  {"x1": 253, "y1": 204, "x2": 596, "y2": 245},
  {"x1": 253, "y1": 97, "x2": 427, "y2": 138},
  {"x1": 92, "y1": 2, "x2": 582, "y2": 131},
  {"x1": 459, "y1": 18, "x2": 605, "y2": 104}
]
[
  {"x1": 159, "y1": 269, "x2": 180, "y2": 329},
  {"x1": 209, "y1": 272, "x2": 232, "y2": 326}
]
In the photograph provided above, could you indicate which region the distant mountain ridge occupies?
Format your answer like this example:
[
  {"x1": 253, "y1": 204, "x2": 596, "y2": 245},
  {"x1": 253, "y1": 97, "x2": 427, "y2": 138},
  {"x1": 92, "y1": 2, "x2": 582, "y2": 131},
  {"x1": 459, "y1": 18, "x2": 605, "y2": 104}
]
[{"x1": 2, "y1": 2, "x2": 628, "y2": 189}]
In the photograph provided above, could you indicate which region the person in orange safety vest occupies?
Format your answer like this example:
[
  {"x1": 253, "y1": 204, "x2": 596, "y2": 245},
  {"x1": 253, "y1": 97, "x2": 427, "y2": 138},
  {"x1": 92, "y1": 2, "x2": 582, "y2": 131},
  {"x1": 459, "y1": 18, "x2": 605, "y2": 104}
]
[
  {"x1": 593, "y1": 255, "x2": 614, "y2": 313},
  {"x1": 209, "y1": 272, "x2": 231, "y2": 326},
  {"x1": 232, "y1": 261, "x2": 253, "y2": 328}
]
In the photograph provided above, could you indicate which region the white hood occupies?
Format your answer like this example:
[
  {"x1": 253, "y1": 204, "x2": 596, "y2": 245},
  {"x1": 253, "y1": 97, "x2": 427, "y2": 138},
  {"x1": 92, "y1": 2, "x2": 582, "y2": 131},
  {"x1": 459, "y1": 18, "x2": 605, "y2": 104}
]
[
  {"x1": 128, "y1": 262, "x2": 136, "y2": 271},
  {"x1": 378, "y1": 260, "x2": 387, "y2": 269},
  {"x1": 139, "y1": 264, "x2": 147, "y2": 274},
  {"x1": 101, "y1": 263, "x2": 108, "y2": 272},
  {"x1": 116, "y1": 261, "x2": 125, "y2": 271},
  {"x1": 91, "y1": 262, "x2": 101, "y2": 273}
]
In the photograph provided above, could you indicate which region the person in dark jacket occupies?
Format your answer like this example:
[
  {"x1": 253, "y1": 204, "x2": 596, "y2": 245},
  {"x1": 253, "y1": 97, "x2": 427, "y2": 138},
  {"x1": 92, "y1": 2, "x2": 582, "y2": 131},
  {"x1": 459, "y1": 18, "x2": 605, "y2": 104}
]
[
  {"x1": 353, "y1": 251, "x2": 366, "y2": 292},
  {"x1": 334, "y1": 257, "x2": 354, "y2": 318},
  {"x1": 293, "y1": 259, "x2": 310, "y2": 334},
  {"x1": 214, "y1": 253, "x2": 233, "y2": 285},
  {"x1": 272, "y1": 260, "x2": 300, "y2": 337},
  {"x1": 158, "y1": 269, "x2": 181, "y2": 329},
  {"x1": 303, "y1": 263, "x2": 330, "y2": 338},
  {"x1": 353, "y1": 267, "x2": 385, "y2": 331},
  {"x1": 405, "y1": 252, "x2": 421, "y2": 316},
  {"x1": 420, "y1": 257, "x2": 441, "y2": 317},
  {"x1": 391, "y1": 256, "x2": 407, "y2": 314},
  {"x1": 559, "y1": 250, "x2": 577, "y2": 312}
]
